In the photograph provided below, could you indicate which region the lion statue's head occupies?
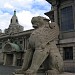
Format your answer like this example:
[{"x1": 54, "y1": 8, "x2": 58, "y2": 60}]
[{"x1": 31, "y1": 16, "x2": 50, "y2": 29}]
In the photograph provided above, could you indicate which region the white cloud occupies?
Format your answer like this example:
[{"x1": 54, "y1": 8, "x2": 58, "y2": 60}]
[
  {"x1": 0, "y1": 0, "x2": 51, "y2": 32},
  {"x1": 0, "y1": 13, "x2": 12, "y2": 32},
  {"x1": 17, "y1": 10, "x2": 34, "y2": 30},
  {"x1": 4, "y1": 3, "x2": 14, "y2": 9},
  {"x1": 17, "y1": 10, "x2": 46, "y2": 30}
]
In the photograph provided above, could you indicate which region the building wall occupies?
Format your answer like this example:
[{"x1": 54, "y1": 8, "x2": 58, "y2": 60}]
[
  {"x1": 53, "y1": 0, "x2": 75, "y2": 72},
  {"x1": 46, "y1": 0, "x2": 75, "y2": 72},
  {"x1": 0, "y1": 30, "x2": 33, "y2": 66},
  {"x1": 0, "y1": 42, "x2": 4, "y2": 64},
  {"x1": 58, "y1": 43, "x2": 75, "y2": 72}
]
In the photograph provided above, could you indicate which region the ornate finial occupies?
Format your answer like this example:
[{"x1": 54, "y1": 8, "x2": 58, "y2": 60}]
[{"x1": 14, "y1": 10, "x2": 16, "y2": 16}]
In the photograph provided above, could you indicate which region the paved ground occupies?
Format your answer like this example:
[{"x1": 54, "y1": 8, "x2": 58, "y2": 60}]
[
  {"x1": 0, "y1": 65, "x2": 75, "y2": 75},
  {"x1": 0, "y1": 65, "x2": 21, "y2": 75}
]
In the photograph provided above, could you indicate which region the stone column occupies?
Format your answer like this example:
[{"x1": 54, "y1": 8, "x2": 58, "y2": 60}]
[
  {"x1": 26, "y1": 39, "x2": 29, "y2": 50},
  {"x1": 23, "y1": 37, "x2": 24, "y2": 50},
  {"x1": 24, "y1": 37, "x2": 26, "y2": 50},
  {"x1": 3, "y1": 53, "x2": 7, "y2": 65},
  {"x1": 54, "y1": 6, "x2": 58, "y2": 24},
  {"x1": 25, "y1": 38, "x2": 27, "y2": 50},
  {"x1": 13, "y1": 53, "x2": 17, "y2": 66}
]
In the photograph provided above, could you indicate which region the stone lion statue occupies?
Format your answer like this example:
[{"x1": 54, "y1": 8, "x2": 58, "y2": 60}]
[{"x1": 15, "y1": 16, "x2": 63, "y2": 75}]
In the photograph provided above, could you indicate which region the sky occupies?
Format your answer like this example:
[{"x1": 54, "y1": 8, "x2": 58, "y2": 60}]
[{"x1": 0, "y1": 0, "x2": 51, "y2": 32}]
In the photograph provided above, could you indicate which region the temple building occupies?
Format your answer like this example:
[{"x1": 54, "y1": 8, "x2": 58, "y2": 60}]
[
  {"x1": 0, "y1": 10, "x2": 33, "y2": 66},
  {"x1": 45, "y1": 0, "x2": 75, "y2": 72}
]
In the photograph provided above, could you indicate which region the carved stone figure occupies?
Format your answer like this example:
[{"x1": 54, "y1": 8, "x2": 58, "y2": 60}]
[{"x1": 15, "y1": 16, "x2": 63, "y2": 75}]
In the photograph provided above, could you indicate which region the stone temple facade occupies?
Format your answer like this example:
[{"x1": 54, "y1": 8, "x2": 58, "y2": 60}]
[
  {"x1": 0, "y1": 10, "x2": 33, "y2": 66},
  {"x1": 0, "y1": 0, "x2": 75, "y2": 73}
]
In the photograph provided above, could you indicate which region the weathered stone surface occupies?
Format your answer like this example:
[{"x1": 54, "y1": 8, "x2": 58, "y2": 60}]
[
  {"x1": 14, "y1": 74, "x2": 24, "y2": 75},
  {"x1": 14, "y1": 72, "x2": 75, "y2": 75},
  {"x1": 60, "y1": 73, "x2": 75, "y2": 75},
  {"x1": 15, "y1": 16, "x2": 63, "y2": 75}
]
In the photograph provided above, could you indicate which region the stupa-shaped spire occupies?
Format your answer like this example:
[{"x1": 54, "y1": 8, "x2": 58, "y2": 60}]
[
  {"x1": 14, "y1": 10, "x2": 16, "y2": 16},
  {"x1": 10, "y1": 10, "x2": 18, "y2": 24},
  {"x1": 5, "y1": 10, "x2": 24, "y2": 34}
]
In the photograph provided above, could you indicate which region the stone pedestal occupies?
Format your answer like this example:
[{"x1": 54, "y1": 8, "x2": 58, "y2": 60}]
[
  {"x1": 60, "y1": 72, "x2": 75, "y2": 75},
  {"x1": 46, "y1": 70, "x2": 59, "y2": 75},
  {"x1": 15, "y1": 74, "x2": 24, "y2": 75},
  {"x1": 14, "y1": 73, "x2": 75, "y2": 75}
]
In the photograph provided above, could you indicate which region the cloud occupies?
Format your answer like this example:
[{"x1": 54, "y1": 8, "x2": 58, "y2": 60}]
[
  {"x1": 0, "y1": 0, "x2": 51, "y2": 32},
  {"x1": 17, "y1": 10, "x2": 34, "y2": 30},
  {"x1": 17, "y1": 10, "x2": 50, "y2": 30},
  {"x1": 0, "y1": 13, "x2": 12, "y2": 32},
  {"x1": 4, "y1": 2, "x2": 14, "y2": 9}
]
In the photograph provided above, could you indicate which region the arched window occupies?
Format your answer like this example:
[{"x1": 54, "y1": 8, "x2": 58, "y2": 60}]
[
  {"x1": 16, "y1": 19, "x2": 18, "y2": 23},
  {"x1": 11, "y1": 19, "x2": 12, "y2": 23}
]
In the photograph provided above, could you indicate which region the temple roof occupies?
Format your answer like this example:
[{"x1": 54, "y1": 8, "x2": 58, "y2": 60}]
[{"x1": 3, "y1": 42, "x2": 22, "y2": 52}]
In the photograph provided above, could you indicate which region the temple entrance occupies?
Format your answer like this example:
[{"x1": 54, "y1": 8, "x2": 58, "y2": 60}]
[{"x1": 6, "y1": 54, "x2": 13, "y2": 65}]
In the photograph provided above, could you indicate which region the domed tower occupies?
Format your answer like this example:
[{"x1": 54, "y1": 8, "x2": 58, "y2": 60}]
[
  {"x1": 10, "y1": 10, "x2": 19, "y2": 25},
  {"x1": 5, "y1": 10, "x2": 24, "y2": 34}
]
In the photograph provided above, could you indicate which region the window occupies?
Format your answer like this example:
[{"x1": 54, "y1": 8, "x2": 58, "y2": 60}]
[
  {"x1": 16, "y1": 19, "x2": 18, "y2": 23},
  {"x1": 20, "y1": 41, "x2": 23, "y2": 44},
  {"x1": 0, "y1": 43, "x2": 2, "y2": 49},
  {"x1": 63, "y1": 47, "x2": 73, "y2": 60},
  {"x1": 61, "y1": 6, "x2": 74, "y2": 31},
  {"x1": 11, "y1": 19, "x2": 12, "y2": 23}
]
